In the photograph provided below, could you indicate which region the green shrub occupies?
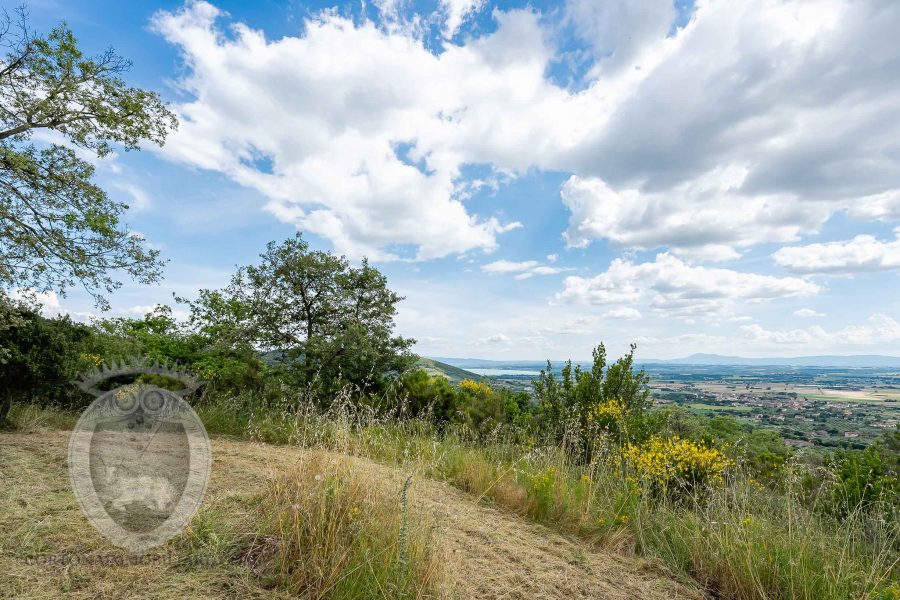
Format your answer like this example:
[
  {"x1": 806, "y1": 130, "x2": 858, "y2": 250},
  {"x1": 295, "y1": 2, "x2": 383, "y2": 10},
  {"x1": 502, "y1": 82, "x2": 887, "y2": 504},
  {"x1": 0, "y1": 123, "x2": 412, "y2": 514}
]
[
  {"x1": 0, "y1": 296, "x2": 95, "y2": 421},
  {"x1": 532, "y1": 343, "x2": 651, "y2": 459},
  {"x1": 818, "y1": 435, "x2": 899, "y2": 522}
]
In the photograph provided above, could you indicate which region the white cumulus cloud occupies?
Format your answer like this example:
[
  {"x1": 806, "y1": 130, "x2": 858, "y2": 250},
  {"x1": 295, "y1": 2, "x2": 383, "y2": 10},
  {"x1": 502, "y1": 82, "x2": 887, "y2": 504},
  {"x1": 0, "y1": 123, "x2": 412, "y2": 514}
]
[
  {"x1": 556, "y1": 253, "x2": 821, "y2": 317},
  {"x1": 774, "y1": 231, "x2": 900, "y2": 274},
  {"x1": 151, "y1": 2, "x2": 557, "y2": 260},
  {"x1": 602, "y1": 306, "x2": 642, "y2": 320},
  {"x1": 561, "y1": 169, "x2": 832, "y2": 261},
  {"x1": 481, "y1": 259, "x2": 569, "y2": 279},
  {"x1": 150, "y1": 0, "x2": 900, "y2": 275},
  {"x1": 441, "y1": 0, "x2": 487, "y2": 37},
  {"x1": 559, "y1": 0, "x2": 900, "y2": 259},
  {"x1": 741, "y1": 314, "x2": 900, "y2": 347}
]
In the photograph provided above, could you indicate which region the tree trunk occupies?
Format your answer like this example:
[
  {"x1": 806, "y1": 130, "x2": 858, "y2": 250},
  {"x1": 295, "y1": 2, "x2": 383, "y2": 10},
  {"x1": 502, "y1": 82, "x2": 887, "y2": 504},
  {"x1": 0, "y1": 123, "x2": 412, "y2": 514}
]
[{"x1": 0, "y1": 392, "x2": 11, "y2": 426}]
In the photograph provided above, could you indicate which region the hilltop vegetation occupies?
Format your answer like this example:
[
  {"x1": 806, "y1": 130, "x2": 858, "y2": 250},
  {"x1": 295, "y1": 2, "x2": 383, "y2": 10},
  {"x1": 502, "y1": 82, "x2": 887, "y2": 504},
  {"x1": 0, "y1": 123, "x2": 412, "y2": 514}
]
[
  {"x1": 0, "y1": 12, "x2": 897, "y2": 600},
  {"x1": 413, "y1": 357, "x2": 476, "y2": 385},
  {"x1": 2, "y1": 233, "x2": 898, "y2": 598}
]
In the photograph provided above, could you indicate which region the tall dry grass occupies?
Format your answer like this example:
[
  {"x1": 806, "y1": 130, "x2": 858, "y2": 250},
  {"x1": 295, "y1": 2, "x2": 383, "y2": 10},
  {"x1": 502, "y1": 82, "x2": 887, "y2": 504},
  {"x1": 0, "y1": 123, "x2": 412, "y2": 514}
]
[
  {"x1": 249, "y1": 451, "x2": 444, "y2": 599},
  {"x1": 14, "y1": 398, "x2": 900, "y2": 599}
]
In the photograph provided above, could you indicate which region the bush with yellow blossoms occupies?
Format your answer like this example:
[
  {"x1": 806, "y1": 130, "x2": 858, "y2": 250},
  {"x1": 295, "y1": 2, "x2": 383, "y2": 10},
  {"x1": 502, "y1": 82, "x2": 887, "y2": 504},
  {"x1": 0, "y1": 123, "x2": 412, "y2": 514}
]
[
  {"x1": 623, "y1": 435, "x2": 734, "y2": 496},
  {"x1": 590, "y1": 397, "x2": 628, "y2": 440},
  {"x1": 592, "y1": 397, "x2": 626, "y2": 420}
]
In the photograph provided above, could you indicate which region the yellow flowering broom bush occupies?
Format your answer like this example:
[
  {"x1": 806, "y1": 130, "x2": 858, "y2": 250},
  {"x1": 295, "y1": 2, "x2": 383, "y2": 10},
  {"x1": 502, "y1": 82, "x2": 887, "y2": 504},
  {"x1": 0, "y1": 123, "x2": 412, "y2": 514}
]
[
  {"x1": 592, "y1": 397, "x2": 627, "y2": 420},
  {"x1": 623, "y1": 435, "x2": 734, "y2": 496}
]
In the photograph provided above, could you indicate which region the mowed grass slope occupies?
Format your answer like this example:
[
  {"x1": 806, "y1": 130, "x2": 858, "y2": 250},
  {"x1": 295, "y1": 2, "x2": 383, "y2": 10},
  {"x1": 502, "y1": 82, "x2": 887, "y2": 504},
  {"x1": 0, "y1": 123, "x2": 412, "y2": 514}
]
[{"x1": 0, "y1": 430, "x2": 701, "y2": 600}]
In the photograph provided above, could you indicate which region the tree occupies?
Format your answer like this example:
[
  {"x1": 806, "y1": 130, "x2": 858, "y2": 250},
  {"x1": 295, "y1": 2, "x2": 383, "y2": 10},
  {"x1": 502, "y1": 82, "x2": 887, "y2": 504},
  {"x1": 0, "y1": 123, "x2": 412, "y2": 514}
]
[
  {"x1": 390, "y1": 369, "x2": 458, "y2": 422},
  {"x1": 0, "y1": 11, "x2": 176, "y2": 308},
  {"x1": 89, "y1": 304, "x2": 268, "y2": 394},
  {"x1": 0, "y1": 293, "x2": 93, "y2": 423},
  {"x1": 187, "y1": 234, "x2": 415, "y2": 398}
]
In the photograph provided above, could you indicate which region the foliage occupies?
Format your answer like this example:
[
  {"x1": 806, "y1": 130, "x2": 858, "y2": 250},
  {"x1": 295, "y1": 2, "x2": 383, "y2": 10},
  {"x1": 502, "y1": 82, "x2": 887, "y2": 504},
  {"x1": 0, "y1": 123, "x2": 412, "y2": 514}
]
[
  {"x1": 661, "y1": 409, "x2": 792, "y2": 481},
  {"x1": 455, "y1": 378, "x2": 531, "y2": 435},
  {"x1": 532, "y1": 343, "x2": 651, "y2": 459},
  {"x1": 11, "y1": 390, "x2": 900, "y2": 599},
  {"x1": 378, "y1": 372, "x2": 532, "y2": 438},
  {"x1": 818, "y1": 430, "x2": 899, "y2": 521},
  {"x1": 0, "y1": 294, "x2": 93, "y2": 421},
  {"x1": 0, "y1": 11, "x2": 176, "y2": 307},
  {"x1": 622, "y1": 435, "x2": 734, "y2": 497},
  {"x1": 390, "y1": 369, "x2": 458, "y2": 422},
  {"x1": 186, "y1": 234, "x2": 415, "y2": 399},
  {"x1": 91, "y1": 304, "x2": 268, "y2": 393}
]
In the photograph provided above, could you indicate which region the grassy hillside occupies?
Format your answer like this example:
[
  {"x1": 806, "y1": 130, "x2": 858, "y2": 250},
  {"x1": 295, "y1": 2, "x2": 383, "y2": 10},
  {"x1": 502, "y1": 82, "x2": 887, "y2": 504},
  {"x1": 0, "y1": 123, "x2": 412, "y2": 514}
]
[
  {"x1": 415, "y1": 357, "x2": 479, "y2": 384},
  {"x1": 0, "y1": 430, "x2": 699, "y2": 599}
]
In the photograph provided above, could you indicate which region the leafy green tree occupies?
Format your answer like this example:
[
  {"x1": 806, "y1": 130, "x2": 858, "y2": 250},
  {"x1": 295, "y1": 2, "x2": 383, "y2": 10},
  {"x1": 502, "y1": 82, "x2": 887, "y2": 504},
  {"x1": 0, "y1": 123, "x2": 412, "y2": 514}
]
[
  {"x1": 90, "y1": 305, "x2": 268, "y2": 394},
  {"x1": 187, "y1": 234, "x2": 415, "y2": 399},
  {"x1": 92, "y1": 305, "x2": 200, "y2": 364},
  {"x1": 0, "y1": 294, "x2": 93, "y2": 422},
  {"x1": 455, "y1": 379, "x2": 531, "y2": 437},
  {"x1": 660, "y1": 410, "x2": 791, "y2": 481},
  {"x1": 0, "y1": 12, "x2": 176, "y2": 308}
]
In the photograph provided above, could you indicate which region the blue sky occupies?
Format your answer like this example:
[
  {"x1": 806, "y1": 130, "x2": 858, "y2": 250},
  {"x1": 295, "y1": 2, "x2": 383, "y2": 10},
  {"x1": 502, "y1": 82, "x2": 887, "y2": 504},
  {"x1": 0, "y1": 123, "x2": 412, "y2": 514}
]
[{"x1": 14, "y1": 0, "x2": 900, "y2": 360}]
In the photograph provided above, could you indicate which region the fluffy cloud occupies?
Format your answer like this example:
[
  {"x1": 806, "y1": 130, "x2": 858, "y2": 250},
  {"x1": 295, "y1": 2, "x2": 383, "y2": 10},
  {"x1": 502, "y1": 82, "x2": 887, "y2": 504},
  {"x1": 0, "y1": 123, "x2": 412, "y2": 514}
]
[
  {"x1": 151, "y1": 2, "x2": 562, "y2": 260},
  {"x1": 481, "y1": 259, "x2": 568, "y2": 279},
  {"x1": 556, "y1": 253, "x2": 820, "y2": 317},
  {"x1": 481, "y1": 259, "x2": 539, "y2": 273},
  {"x1": 794, "y1": 308, "x2": 825, "y2": 318},
  {"x1": 565, "y1": 0, "x2": 677, "y2": 78},
  {"x1": 477, "y1": 332, "x2": 511, "y2": 345},
  {"x1": 628, "y1": 314, "x2": 900, "y2": 356},
  {"x1": 560, "y1": 0, "x2": 900, "y2": 258},
  {"x1": 115, "y1": 183, "x2": 153, "y2": 213},
  {"x1": 441, "y1": 0, "x2": 487, "y2": 37},
  {"x1": 7, "y1": 289, "x2": 64, "y2": 317},
  {"x1": 6, "y1": 289, "x2": 98, "y2": 321},
  {"x1": 773, "y1": 231, "x2": 900, "y2": 274},
  {"x1": 474, "y1": 331, "x2": 549, "y2": 347},
  {"x1": 151, "y1": 0, "x2": 900, "y2": 265},
  {"x1": 602, "y1": 306, "x2": 642, "y2": 320},
  {"x1": 562, "y1": 169, "x2": 831, "y2": 260},
  {"x1": 741, "y1": 314, "x2": 900, "y2": 347}
]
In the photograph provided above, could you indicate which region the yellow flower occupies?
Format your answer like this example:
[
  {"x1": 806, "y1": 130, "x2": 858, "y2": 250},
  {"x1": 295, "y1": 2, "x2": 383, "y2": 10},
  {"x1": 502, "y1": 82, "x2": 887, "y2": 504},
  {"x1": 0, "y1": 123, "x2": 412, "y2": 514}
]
[
  {"x1": 622, "y1": 435, "x2": 733, "y2": 491},
  {"x1": 592, "y1": 398, "x2": 626, "y2": 421},
  {"x1": 459, "y1": 379, "x2": 493, "y2": 397},
  {"x1": 80, "y1": 353, "x2": 104, "y2": 367}
]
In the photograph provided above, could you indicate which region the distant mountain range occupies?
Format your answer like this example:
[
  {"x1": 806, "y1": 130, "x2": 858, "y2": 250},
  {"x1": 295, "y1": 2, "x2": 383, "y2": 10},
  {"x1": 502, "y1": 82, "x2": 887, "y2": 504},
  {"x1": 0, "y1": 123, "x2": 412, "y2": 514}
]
[{"x1": 432, "y1": 354, "x2": 900, "y2": 369}]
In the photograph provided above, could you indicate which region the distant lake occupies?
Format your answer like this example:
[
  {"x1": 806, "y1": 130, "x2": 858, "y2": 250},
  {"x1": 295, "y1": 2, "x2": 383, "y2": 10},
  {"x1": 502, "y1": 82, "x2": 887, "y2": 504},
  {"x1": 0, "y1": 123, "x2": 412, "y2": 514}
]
[{"x1": 467, "y1": 368, "x2": 541, "y2": 376}]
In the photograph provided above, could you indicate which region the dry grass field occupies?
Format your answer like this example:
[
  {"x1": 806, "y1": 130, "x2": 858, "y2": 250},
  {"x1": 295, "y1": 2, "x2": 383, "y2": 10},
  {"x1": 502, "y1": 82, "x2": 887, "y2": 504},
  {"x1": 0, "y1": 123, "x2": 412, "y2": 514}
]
[{"x1": 0, "y1": 430, "x2": 702, "y2": 599}]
